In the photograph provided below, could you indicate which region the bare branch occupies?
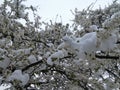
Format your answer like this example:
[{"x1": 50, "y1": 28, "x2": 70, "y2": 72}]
[
  {"x1": 116, "y1": 40, "x2": 120, "y2": 44},
  {"x1": 22, "y1": 60, "x2": 44, "y2": 72}
]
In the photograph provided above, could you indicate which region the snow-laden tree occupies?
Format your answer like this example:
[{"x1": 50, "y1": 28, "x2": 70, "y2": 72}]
[{"x1": 0, "y1": 0, "x2": 120, "y2": 90}]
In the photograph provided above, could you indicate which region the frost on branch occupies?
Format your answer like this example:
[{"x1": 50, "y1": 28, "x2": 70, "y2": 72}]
[
  {"x1": 102, "y1": 11, "x2": 120, "y2": 30},
  {"x1": 0, "y1": 0, "x2": 120, "y2": 90},
  {"x1": 47, "y1": 49, "x2": 68, "y2": 65}
]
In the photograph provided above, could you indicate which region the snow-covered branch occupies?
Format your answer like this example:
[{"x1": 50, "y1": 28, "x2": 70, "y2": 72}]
[
  {"x1": 0, "y1": 0, "x2": 120, "y2": 90},
  {"x1": 95, "y1": 54, "x2": 119, "y2": 59}
]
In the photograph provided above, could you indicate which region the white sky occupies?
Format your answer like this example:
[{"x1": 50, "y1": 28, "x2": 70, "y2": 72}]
[
  {"x1": 0, "y1": 0, "x2": 114, "y2": 89},
  {"x1": 25, "y1": 0, "x2": 113, "y2": 24}
]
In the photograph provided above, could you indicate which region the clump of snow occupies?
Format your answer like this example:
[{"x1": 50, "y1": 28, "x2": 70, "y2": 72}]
[
  {"x1": 8, "y1": 70, "x2": 29, "y2": 85},
  {"x1": 50, "y1": 49, "x2": 68, "y2": 59},
  {"x1": 12, "y1": 48, "x2": 32, "y2": 56},
  {"x1": 39, "y1": 77, "x2": 47, "y2": 83},
  {"x1": 27, "y1": 55, "x2": 37, "y2": 64},
  {"x1": 62, "y1": 35, "x2": 80, "y2": 53},
  {"x1": 98, "y1": 33, "x2": 117, "y2": 52},
  {"x1": 44, "y1": 51, "x2": 51, "y2": 58},
  {"x1": 47, "y1": 57, "x2": 53, "y2": 65},
  {"x1": 89, "y1": 25, "x2": 98, "y2": 32},
  {"x1": 77, "y1": 32, "x2": 98, "y2": 59},
  {"x1": 47, "y1": 49, "x2": 68, "y2": 65},
  {"x1": 62, "y1": 36, "x2": 73, "y2": 43},
  {"x1": 0, "y1": 56, "x2": 10, "y2": 69}
]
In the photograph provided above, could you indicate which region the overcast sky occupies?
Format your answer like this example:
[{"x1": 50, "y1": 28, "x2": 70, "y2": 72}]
[
  {"x1": 25, "y1": 0, "x2": 113, "y2": 24},
  {"x1": 0, "y1": 0, "x2": 114, "y2": 89}
]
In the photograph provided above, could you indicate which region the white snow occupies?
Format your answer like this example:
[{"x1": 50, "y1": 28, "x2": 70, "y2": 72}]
[
  {"x1": 62, "y1": 33, "x2": 98, "y2": 59},
  {"x1": 61, "y1": 30, "x2": 117, "y2": 59},
  {"x1": 89, "y1": 25, "x2": 98, "y2": 31},
  {"x1": 12, "y1": 48, "x2": 32, "y2": 56},
  {"x1": 8, "y1": 70, "x2": 29, "y2": 85},
  {"x1": 62, "y1": 35, "x2": 80, "y2": 53},
  {"x1": 62, "y1": 36, "x2": 75, "y2": 48},
  {"x1": 44, "y1": 51, "x2": 51, "y2": 58},
  {"x1": 47, "y1": 49, "x2": 68, "y2": 65},
  {"x1": 0, "y1": 56, "x2": 10, "y2": 69},
  {"x1": 77, "y1": 32, "x2": 98, "y2": 59},
  {"x1": 98, "y1": 33, "x2": 117, "y2": 52},
  {"x1": 50, "y1": 49, "x2": 68, "y2": 59},
  {"x1": 27, "y1": 55, "x2": 37, "y2": 64},
  {"x1": 47, "y1": 57, "x2": 53, "y2": 65}
]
